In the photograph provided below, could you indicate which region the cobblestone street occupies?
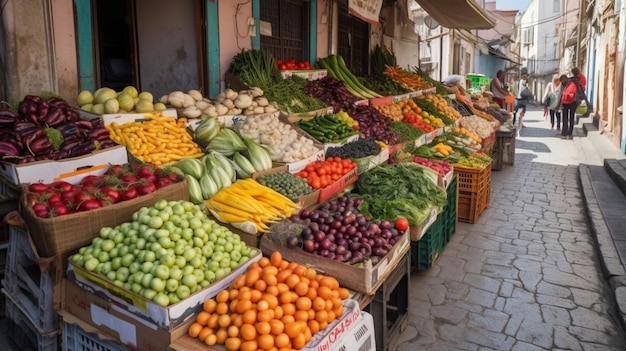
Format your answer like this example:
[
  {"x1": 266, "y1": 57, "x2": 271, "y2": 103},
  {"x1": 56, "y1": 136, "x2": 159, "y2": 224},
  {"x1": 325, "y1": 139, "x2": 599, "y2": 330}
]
[{"x1": 397, "y1": 107, "x2": 626, "y2": 351}]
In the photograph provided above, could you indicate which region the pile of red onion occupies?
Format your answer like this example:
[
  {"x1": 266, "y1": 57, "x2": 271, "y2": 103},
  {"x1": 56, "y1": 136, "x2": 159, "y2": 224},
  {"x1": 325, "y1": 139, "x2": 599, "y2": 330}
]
[{"x1": 287, "y1": 195, "x2": 405, "y2": 265}]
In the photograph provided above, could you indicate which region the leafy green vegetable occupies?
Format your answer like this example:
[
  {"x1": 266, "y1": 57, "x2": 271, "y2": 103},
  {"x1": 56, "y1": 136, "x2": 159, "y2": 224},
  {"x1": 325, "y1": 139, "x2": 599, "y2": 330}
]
[{"x1": 356, "y1": 163, "x2": 447, "y2": 225}]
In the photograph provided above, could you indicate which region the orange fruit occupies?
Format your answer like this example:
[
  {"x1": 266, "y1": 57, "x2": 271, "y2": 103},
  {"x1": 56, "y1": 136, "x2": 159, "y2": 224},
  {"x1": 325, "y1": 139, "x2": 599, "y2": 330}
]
[
  {"x1": 274, "y1": 333, "x2": 290, "y2": 349},
  {"x1": 254, "y1": 279, "x2": 267, "y2": 292},
  {"x1": 281, "y1": 303, "x2": 296, "y2": 316},
  {"x1": 263, "y1": 265, "x2": 278, "y2": 277},
  {"x1": 203, "y1": 299, "x2": 217, "y2": 313},
  {"x1": 236, "y1": 299, "x2": 252, "y2": 314},
  {"x1": 196, "y1": 311, "x2": 210, "y2": 326},
  {"x1": 216, "y1": 302, "x2": 229, "y2": 315},
  {"x1": 198, "y1": 327, "x2": 213, "y2": 342},
  {"x1": 229, "y1": 299, "x2": 239, "y2": 313},
  {"x1": 333, "y1": 306, "x2": 343, "y2": 319},
  {"x1": 240, "y1": 340, "x2": 258, "y2": 351},
  {"x1": 231, "y1": 275, "x2": 246, "y2": 290},
  {"x1": 273, "y1": 305, "x2": 284, "y2": 320},
  {"x1": 229, "y1": 289, "x2": 240, "y2": 300},
  {"x1": 276, "y1": 283, "x2": 290, "y2": 295},
  {"x1": 240, "y1": 323, "x2": 257, "y2": 341},
  {"x1": 215, "y1": 328, "x2": 228, "y2": 344},
  {"x1": 204, "y1": 333, "x2": 217, "y2": 346},
  {"x1": 257, "y1": 299, "x2": 270, "y2": 312},
  {"x1": 263, "y1": 294, "x2": 279, "y2": 309},
  {"x1": 245, "y1": 269, "x2": 261, "y2": 287},
  {"x1": 256, "y1": 321, "x2": 271, "y2": 335},
  {"x1": 294, "y1": 281, "x2": 309, "y2": 297},
  {"x1": 216, "y1": 290, "x2": 230, "y2": 303},
  {"x1": 281, "y1": 315, "x2": 295, "y2": 325},
  {"x1": 279, "y1": 260, "x2": 289, "y2": 269},
  {"x1": 238, "y1": 289, "x2": 252, "y2": 301},
  {"x1": 258, "y1": 257, "x2": 271, "y2": 268},
  {"x1": 207, "y1": 313, "x2": 219, "y2": 329},
  {"x1": 284, "y1": 321, "x2": 303, "y2": 338},
  {"x1": 292, "y1": 333, "x2": 306, "y2": 349},
  {"x1": 227, "y1": 325, "x2": 239, "y2": 338},
  {"x1": 318, "y1": 276, "x2": 339, "y2": 290},
  {"x1": 307, "y1": 308, "x2": 316, "y2": 320},
  {"x1": 269, "y1": 319, "x2": 285, "y2": 335},
  {"x1": 303, "y1": 267, "x2": 317, "y2": 280},
  {"x1": 218, "y1": 314, "x2": 231, "y2": 328},
  {"x1": 338, "y1": 287, "x2": 350, "y2": 299},
  {"x1": 276, "y1": 270, "x2": 292, "y2": 284},
  {"x1": 306, "y1": 287, "x2": 318, "y2": 300},
  {"x1": 263, "y1": 274, "x2": 278, "y2": 288},
  {"x1": 257, "y1": 309, "x2": 275, "y2": 323},
  {"x1": 270, "y1": 251, "x2": 283, "y2": 267},
  {"x1": 266, "y1": 284, "x2": 279, "y2": 296},
  {"x1": 296, "y1": 297, "x2": 312, "y2": 311},
  {"x1": 317, "y1": 286, "x2": 332, "y2": 300},
  {"x1": 231, "y1": 313, "x2": 243, "y2": 327},
  {"x1": 312, "y1": 296, "x2": 326, "y2": 311},
  {"x1": 292, "y1": 264, "x2": 306, "y2": 277},
  {"x1": 307, "y1": 319, "x2": 320, "y2": 334},
  {"x1": 258, "y1": 333, "x2": 275, "y2": 350},
  {"x1": 250, "y1": 289, "x2": 263, "y2": 303},
  {"x1": 315, "y1": 310, "x2": 328, "y2": 324},
  {"x1": 294, "y1": 310, "x2": 309, "y2": 322},
  {"x1": 242, "y1": 309, "x2": 257, "y2": 325},
  {"x1": 224, "y1": 337, "x2": 241, "y2": 351},
  {"x1": 188, "y1": 322, "x2": 203, "y2": 338}
]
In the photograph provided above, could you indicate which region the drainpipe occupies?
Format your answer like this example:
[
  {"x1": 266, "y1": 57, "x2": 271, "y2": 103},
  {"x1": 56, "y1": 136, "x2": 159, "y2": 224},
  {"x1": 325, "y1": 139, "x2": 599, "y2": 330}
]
[{"x1": 576, "y1": 0, "x2": 583, "y2": 67}]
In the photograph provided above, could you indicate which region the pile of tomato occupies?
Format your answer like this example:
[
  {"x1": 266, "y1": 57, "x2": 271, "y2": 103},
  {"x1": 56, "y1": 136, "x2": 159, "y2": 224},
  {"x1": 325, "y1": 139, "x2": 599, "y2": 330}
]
[
  {"x1": 294, "y1": 157, "x2": 356, "y2": 190},
  {"x1": 402, "y1": 113, "x2": 434, "y2": 133},
  {"x1": 275, "y1": 59, "x2": 312, "y2": 71},
  {"x1": 26, "y1": 163, "x2": 183, "y2": 218}
]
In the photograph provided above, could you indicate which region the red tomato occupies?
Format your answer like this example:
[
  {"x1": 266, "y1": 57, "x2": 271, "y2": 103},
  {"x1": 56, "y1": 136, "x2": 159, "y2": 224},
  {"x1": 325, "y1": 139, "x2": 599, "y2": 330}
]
[
  {"x1": 120, "y1": 174, "x2": 138, "y2": 184},
  {"x1": 155, "y1": 177, "x2": 172, "y2": 189},
  {"x1": 28, "y1": 183, "x2": 50, "y2": 193},
  {"x1": 50, "y1": 181, "x2": 73, "y2": 193},
  {"x1": 136, "y1": 182, "x2": 157, "y2": 195},
  {"x1": 105, "y1": 164, "x2": 125, "y2": 175},
  {"x1": 77, "y1": 199, "x2": 101, "y2": 212},
  {"x1": 80, "y1": 175, "x2": 101, "y2": 187},
  {"x1": 50, "y1": 203, "x2": 69, "y2": 217},
  {"x1": 101, "y1": 186, "x2": 120, "y2": 203},
  {"x1": 120, "y1": 186, "x2": 138, "y2": 201},
  {"x1": 394, "y1": 217, "x2": 409, "y2": 232}
]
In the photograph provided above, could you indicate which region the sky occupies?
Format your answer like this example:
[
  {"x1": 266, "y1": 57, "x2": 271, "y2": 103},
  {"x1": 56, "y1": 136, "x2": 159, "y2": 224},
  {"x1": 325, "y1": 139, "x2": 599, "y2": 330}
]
[{"x1": 494, "y1": 0, "x2": 531, "y2": 12}]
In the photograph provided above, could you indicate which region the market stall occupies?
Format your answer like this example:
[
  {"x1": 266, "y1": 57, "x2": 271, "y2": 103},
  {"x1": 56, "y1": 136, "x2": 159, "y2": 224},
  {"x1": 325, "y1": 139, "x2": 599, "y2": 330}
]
[{"x1": 0, "y1": 48, "x2": 513, "y2": 351}]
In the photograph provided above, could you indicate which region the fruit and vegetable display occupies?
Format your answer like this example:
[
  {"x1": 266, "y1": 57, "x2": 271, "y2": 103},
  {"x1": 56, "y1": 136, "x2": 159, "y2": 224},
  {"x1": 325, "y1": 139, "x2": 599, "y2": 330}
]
[
  {"x1": 206, "y1": 178, "x2": 300, "y2": 234},
  {"x1": 356, "y1": 162, "x2": 448, "y2": 225},
  {"x1": 228, "y1": 49, "x2": 327, "y2": 114},
  {"x1": 294, "y1": 114, "x2": 358, "y2": 143},
  {"x1": 161, "y1": 87, "x2": 278, "y2": 118},
  {"x1": 400, "y1": 112, "x2": 435, "y2": 133},
  {"x1": 235, "y1": 113, "x2": 321, "y2": 163},
  {"x1": 70, "y1": 199, "x2": 258, "y2": 307},
  {"x1": 25, "y1": 163, "x2": 184, "y2": 218},
  {"x1": 417, "y1": 93, "x2": 462, "y2": 122},
  {"x1": 396, "y1": 98, "x2": 445, "y2": 130},
  {"x1": 0, "y1": 95, "x2": 116, "y2": 163},
  {"x1": 388, "y1": 120, "x2": 426, "y2": 142},
  {"x1": 169, "y1": 153, "x2": 236, "y2": 205},
  {"x1": 76, "y1": 86, "x2": 163, "y2": 114},
  {"x1": 315, "y1": 55, "x2": 382, "y2": 100},
  {"x1": 255, "y1": 172, "x2": 314, "y2": 202},
  {"x1": 389, "y1": 153, "x2": 453, "y2": 178},
  {"x1": 281, "y1": 195, "x2": 407, "y2": 265},
  {"x1": 452, "y1": 152, "x2": 493, "y2": 170},
  {"x1": 187, "y1": 251, "x2": 350, "y2": 350},
  {"x1": 105, "y1": 112, "x2": 204, "y2": 165},
  {"x1": 374, "y1": 103, "x2": 404, "y2": 121},
  {"x1": 293, "y1": 157, "x2": 357, "y2": 190}
]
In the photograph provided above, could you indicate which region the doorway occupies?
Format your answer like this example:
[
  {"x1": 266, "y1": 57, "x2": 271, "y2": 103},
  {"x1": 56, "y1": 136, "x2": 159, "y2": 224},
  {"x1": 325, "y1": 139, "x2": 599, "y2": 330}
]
[{"x1": 95, "y1": 0, "x2": 137, "y2": 91}]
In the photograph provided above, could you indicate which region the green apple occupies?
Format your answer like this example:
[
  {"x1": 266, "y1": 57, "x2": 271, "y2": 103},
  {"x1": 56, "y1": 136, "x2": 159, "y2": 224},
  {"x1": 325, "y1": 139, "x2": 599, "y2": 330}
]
[
  {"x1": 160, "y1": 254, "x2": 176, "y2": 268},
  {"x1": 141, "y1": 261, "x2": 154, "y2": 274},
  {"x1": 182, "y1": 265, "x2": 195, "y2": 276},
  {"x1": 99, "y1": 227, "x2": 113, "y2": 239},
  {"x1": 190, "y1": 257, "x2": 203, "y2": 269},
  {"x1": 204, "y1": 270, "x2": 216, "y2": 283},
  {"x1": 202, "y1": 245, "x2": 213, "y2": 258},
  {"x1": 182, "y1": 274, "x2": 197, "y2": 290},
  {"x1": 193, "y1": 269, "x2": 205, "y2": 283},
  {"x1": 181, "y1": 228, "x2": 193, "y2": 241},
  {"x1": 153, "y1": 199, "x2": 168, "y2": 210},
  {"x1": 174, "y1": 256, "x2": 187, "y2": 269},
  {"x1": 106, "y1": 271, "x2": 117, "y2": 281},
  {"x1": 165, "y1": 279, "x2": 179, "y2": 293},
  {"x1": 168, "y1": 293, "x2": 180, "y2": 305},
  {"x1": 207, "y1": 260, "x2": 220, "y2": 273},
  {"x1": 100, "y1": 239, "x2": 115, "y2": 252},
  {"x1": 141, "y1": 273, "x2": 154, "y2": 288},
  {"x1": 230, "y1": 250, "x2": 241, "y2": 263},
  {"x1": 189, "y1": 217, "x2": 202, "y2": 230},
  {"x1": 214, "y1": 268, "x2": 227, "y2": 280},
  {"x1": 97, "y1": 251, "x2": 111, "y2": 263},
  {"x1": 121, "y1": 253, "x2": 135, "y2": 267},
  {"x1": 150, "y1": 277, "x2": 166, "y2": 292},
  {"x1": 176, "y1": 285, "x2": 191, "y2": 300},
  {"x1": 116, "y1": 267, "x2": 130, "y2": 282},
  {"x1": 100, "y1": 262, "x2": 113, "y2": 275},
  {"x1": 129, "y1": 262, "x2": 141, "y2": 274},
  {"x1": 200, "y1": 280, "x2": 210, "y2": 288},
  {"x1": 142, "y1": 288, "x2": 157, "y2": 300},
  {"x1": 131, "y1": 283, "x2": 143, "y2": 294},
  {"x1": 169, "y1": 267, "x2": 183, "y2": 281},
  {"x1": 158, "y1": 237, "x2": 172, "y2": 249},
  {"x1": 144, "y1": 251, "x2": 156, "y2": 263},
  {"x1": 183, "y1": 248, "x2": 196, "y2": 262},
  {"x1": 150, "y1": 242, "x2": 162, "y2": 253},
  {"x1": 111, "y1": 257, "x2": 122, "y2": 271},
  {"x1": 154, "y1": 265, "x2": 170, "y2": 280},
  {"x1": 133, "y1": 271, "x2": 145, "y2": 285}
]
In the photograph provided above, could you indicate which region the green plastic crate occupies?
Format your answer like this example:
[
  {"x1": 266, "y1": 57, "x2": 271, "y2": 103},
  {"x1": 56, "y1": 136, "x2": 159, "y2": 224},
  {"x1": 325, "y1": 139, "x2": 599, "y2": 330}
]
[{"x1": 411, "y1": 216, "x2": 444, "y2": 270}]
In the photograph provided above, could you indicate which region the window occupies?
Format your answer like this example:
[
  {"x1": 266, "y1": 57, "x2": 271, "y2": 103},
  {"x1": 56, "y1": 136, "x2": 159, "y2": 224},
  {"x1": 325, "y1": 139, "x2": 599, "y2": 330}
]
[
  {"x1": 260, "y1": 0, "x2": 310, "y2": 62},
  {"x1": 523, "y1": 28, "x2": 535, "y2": 44},
  {"x1": 337, "y1": 0, "x2": 370, "y2": 76}
]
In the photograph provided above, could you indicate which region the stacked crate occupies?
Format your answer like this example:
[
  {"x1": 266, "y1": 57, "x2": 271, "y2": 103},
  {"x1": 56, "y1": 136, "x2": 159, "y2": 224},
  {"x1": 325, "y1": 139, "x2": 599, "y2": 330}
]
[
  {"x1": 0, "y1": 177, "x2": 20, "y2": 317},
  {"x1": 1, "y1": 222, "x2": 60, "y2": 350},
  {"x1": 492, "y1": 129, "x2": 516, "y2": 171},
  {"x1": 455, "y1": 163, "x2": 491, "y2": 223}
]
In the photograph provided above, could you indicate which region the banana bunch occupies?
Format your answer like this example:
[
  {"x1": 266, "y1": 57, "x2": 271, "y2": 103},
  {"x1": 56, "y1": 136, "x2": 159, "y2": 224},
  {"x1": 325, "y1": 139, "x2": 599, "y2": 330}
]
[{"x1": 207, "y1": 178, "x2": 299, "y2": 234}]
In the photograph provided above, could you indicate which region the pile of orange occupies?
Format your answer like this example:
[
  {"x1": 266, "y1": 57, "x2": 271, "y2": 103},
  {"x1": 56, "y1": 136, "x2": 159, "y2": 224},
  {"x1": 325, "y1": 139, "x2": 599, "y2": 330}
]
[{"x1": 188, "y1": 251, "x2": 350, "y2": 351}]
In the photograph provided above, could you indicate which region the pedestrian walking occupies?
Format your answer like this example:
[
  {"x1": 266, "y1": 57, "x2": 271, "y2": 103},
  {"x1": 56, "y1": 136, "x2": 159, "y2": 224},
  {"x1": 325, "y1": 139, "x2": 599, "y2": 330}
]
[
  {"x1": 514, "y1": 74, "x2": 531, "y2": 128},
  {"x1": 542, "y1": 75, "x2": 563, "y2": 130},
  {"x1": 560, "y1": 74, "x2": 581, "y2": 139}
]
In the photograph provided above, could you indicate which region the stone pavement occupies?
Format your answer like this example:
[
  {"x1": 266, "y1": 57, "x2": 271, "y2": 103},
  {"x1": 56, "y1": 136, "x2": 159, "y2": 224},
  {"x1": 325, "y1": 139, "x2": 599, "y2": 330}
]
[{"x1": 396, "y1": 106, "x2": 626, "y2": 351}]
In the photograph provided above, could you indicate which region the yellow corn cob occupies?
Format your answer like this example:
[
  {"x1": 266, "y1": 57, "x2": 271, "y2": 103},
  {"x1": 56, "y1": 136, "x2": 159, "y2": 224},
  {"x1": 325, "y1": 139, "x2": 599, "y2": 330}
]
[
  {"x1": 211, "y1": 190, "x2": 262, "y2": 215},
  {"x1": 221, "y1": 187, "x2": 267, "y2": 214},
  {"x1": 206, "y1": 199, "x2": 257, "y2": 221}
]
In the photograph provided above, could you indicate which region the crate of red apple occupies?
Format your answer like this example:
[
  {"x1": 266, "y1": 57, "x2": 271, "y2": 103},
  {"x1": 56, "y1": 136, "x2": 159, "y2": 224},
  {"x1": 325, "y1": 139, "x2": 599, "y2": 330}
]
[
  {"x1": 24, "y1": 163, "x2": 183, "y2": 218},
  {"x1": 277, "y1": 59, "x2": 327, "y2": 80}
]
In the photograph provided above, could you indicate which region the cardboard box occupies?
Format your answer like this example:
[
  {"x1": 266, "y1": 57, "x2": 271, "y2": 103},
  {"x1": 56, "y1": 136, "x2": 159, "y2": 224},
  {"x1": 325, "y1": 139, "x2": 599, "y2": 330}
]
[
  {"x1": 280, "y1": 69, "x2": 327, "y2": 80},
  {"x1": 21, "y1": 179, "x2": 189, "y2": 258},
  {"x1": 260, "y1": 227, "x2": 410, "y2": 295},
  {"x1": 167, "y1": 299, "x2": 365, "y2": 351},
  {"x1": 409, "y1": 205, "x2": 439, "y2": 241},
  {"x1": 422, "y1": 128, "x2": 445, "y2": 145},
  {"x1": 66, "y1": 249, "x2": 261, "y2": 330},
  {"x1": 58, "y1": 279, "x2": 193, "y2": 351},
  {"x1": 351, "y1": 147, "x2": 389, "y2": 175},
  {"x1": 0, "y1": 145, "x2": 129, "y2": 186}
]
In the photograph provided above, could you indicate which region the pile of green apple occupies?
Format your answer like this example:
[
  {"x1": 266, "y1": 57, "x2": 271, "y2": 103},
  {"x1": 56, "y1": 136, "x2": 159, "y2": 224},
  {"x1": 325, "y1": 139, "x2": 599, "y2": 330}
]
[{"x1": 71, "y1": 199, "x2": 256, "y2": 307}]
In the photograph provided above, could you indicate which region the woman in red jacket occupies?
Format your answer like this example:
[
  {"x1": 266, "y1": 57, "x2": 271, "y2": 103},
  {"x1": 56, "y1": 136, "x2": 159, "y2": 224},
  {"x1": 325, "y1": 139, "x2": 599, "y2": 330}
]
[{"x1": 560, "y1": 75, "x2": 580, "y2": 140}]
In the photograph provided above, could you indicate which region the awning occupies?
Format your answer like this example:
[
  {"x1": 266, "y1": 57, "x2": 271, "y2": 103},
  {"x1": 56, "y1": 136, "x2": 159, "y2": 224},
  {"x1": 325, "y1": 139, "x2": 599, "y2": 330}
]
[{"x1": 413, "y1": 0, "x2": 496, "y2": 30}]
